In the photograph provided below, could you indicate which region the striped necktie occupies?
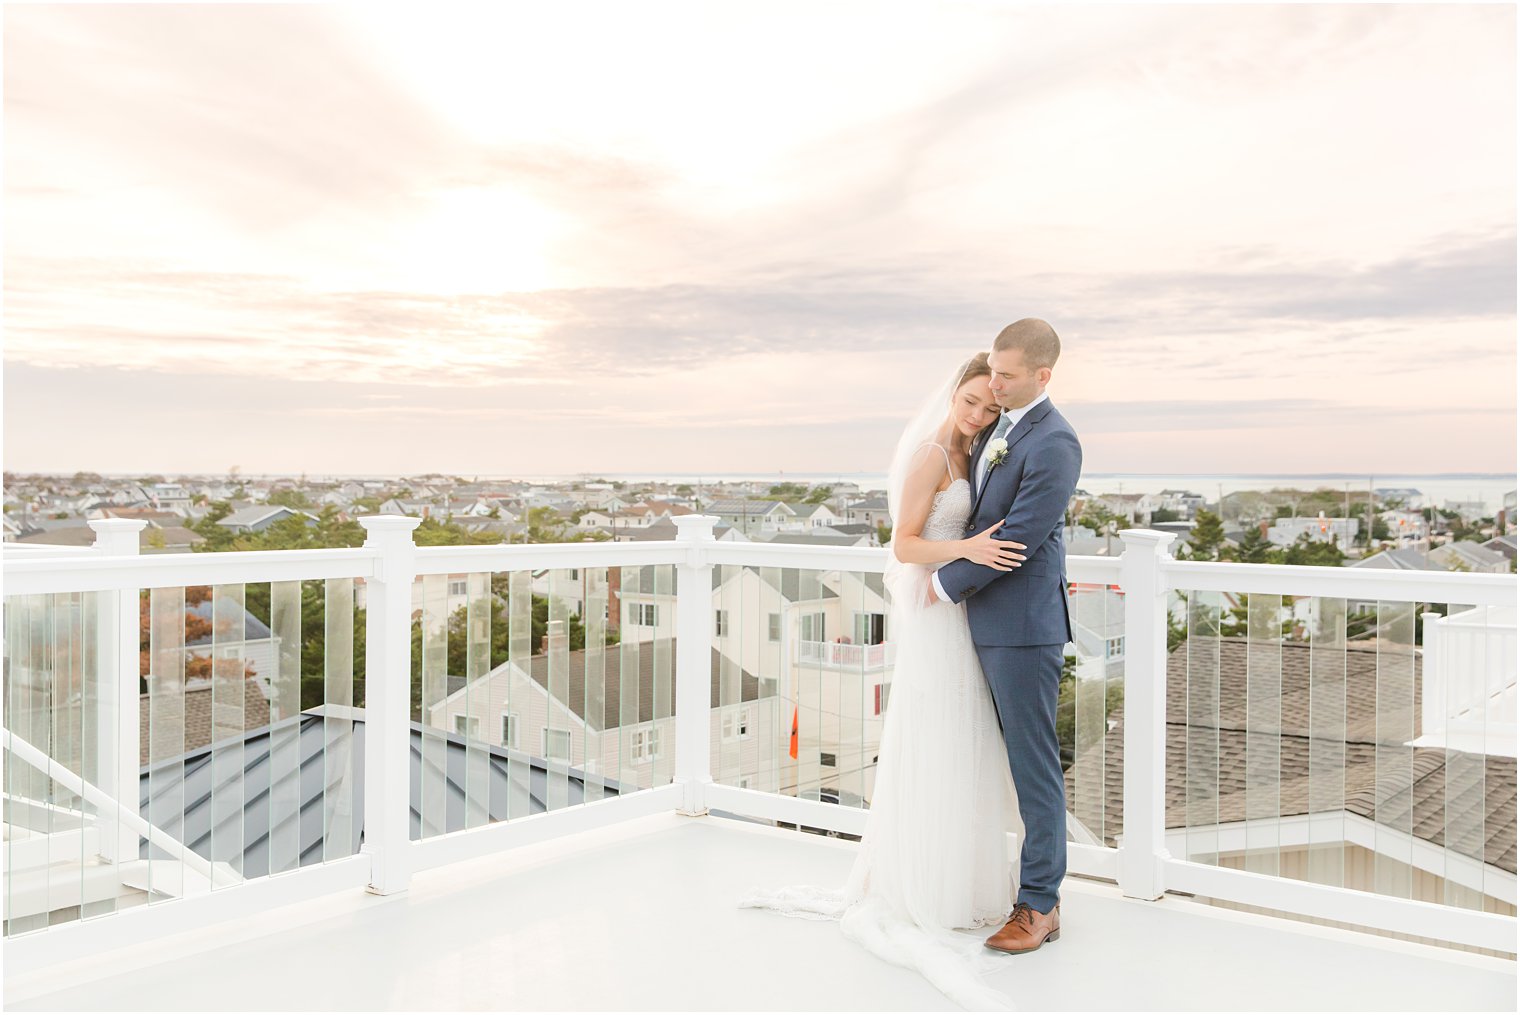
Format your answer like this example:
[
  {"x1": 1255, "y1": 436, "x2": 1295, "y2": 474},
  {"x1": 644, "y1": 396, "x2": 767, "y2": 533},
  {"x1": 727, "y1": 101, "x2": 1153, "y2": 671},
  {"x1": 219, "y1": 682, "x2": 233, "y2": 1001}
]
[{"x1": 977, "y1": 413, "x2": 1015, "y2": 489}]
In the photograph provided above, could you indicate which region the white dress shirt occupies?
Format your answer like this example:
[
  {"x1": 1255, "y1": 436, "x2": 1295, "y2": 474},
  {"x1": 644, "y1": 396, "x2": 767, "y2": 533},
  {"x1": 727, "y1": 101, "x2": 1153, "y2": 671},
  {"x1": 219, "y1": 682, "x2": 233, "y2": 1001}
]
[{"x1": 932, "y1": 391, "x2": 1049, "y2": 602}]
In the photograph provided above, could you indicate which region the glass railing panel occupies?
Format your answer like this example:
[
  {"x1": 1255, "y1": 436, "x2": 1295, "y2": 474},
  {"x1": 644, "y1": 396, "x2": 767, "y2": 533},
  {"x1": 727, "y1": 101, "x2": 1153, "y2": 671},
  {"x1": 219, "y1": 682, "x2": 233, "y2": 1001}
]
[
  {"x1": 1165, "y1": 580, "x2": 1516, "y2": 934},
  {"x1": 1066, "y1": 579, "x2": 1120, "y2": 846},
  {"x1": 617, "y1": 566, "x2": 644, "y2": 792},
  {"x1": 1183, "y1": 589, "x2": 1222, "y2": 867},
  {"x1": 3, "y1": 572, "x2": 375, "y2": 936},
  {"x1": 267, "y1": 581, "x2": 302, "y2": 876},
  {"x1": 1243, "y1": 592, "x2": 1285, "y2": 876},
  {"x1": 652, "y1": 564, "x2": 675, "y2": 792},
  {"x1": 463, "y1": 571, "x2": 491, "y2": 830},
  {"x1": 545, "y1": 569, "x2": 572, "y2": 813},
  {"x1": 714, "y1": 563, "x2": 742, "y2": 790},
  {"x1": 760, "y1": 565, "x2": 785, "y2": 797},
  {"x1": 322, "y1": 578, "x2": 356, "y2": 863},
  {"x1": 1306, "y1": 596, "x2": 1348, "y2": 889},
  {"x1": 146, "y1": 585, "x2": 186, "y2": 901},
  {"x1": 1372, "y1": 600, "x2": 1416, "y2": 899},
  {"x1": 794, "y1": 568, "x2": 824, "y2": 807},
  {"x1": 417, "y1": 573, "x2": 448, "y2": 840},
  {"x1": 506, "y1": 568, "x2": 533, "y2": 820},
  {"x1": 210, "y1": 584, "x2": 245, "y2": 880},
  {"x1": 582, "y1": 567, "x2": 609, "y2": 804}
]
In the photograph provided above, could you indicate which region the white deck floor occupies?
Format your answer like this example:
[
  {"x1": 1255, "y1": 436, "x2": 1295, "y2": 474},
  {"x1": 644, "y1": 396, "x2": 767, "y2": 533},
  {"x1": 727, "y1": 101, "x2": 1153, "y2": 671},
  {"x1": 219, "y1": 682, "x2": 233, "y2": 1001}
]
[{"x1": 4, "y1": 811, "x2": 1516, "y2": 1012}]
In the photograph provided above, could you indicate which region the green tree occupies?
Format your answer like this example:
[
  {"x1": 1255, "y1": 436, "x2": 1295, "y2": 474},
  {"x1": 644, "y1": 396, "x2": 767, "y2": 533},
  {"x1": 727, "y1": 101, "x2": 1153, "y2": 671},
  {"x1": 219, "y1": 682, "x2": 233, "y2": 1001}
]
[
  {"x1": 1282, "y1": 533, "x2": 1346, "y2": 567},
  {"x1": 407, "y1": 582, "x2": 618, "y2": 719},
  {"x1": 412, "y1": 515, "x2": 504, "y2": 546},
  {"x1": 268, "y1": 488, "x2": 315, "y2": 510},
  {"x1": 1230, "y1": 525, "x2": 1276, "y2": 564},
  {"x1": 1055, "y1": 653, "x2": 1123, "y2": 772},
  {"x1": 1077, "y1": 501, "x2": 1118, "y2": 534},
  {"x1": 1188, "y1": 509, "x2": 1225, "y2": 561}
]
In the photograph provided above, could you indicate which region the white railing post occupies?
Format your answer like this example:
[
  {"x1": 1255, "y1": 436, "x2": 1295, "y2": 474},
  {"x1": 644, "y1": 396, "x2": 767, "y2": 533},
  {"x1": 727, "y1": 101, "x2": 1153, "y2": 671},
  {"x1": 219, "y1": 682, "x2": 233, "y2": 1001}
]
[
  {"x1": 672, "y1": 515, "x2": 718, "y2": 816},
  {"x1": 1118, "y1": 528, "x2": 1176, "y2": 901},
  {"x1": 88, "y1": 518, "x2": 147, "y2": 862},
  {"x1": 358, "y1": 516, "x2": 421, "y2": 895}
]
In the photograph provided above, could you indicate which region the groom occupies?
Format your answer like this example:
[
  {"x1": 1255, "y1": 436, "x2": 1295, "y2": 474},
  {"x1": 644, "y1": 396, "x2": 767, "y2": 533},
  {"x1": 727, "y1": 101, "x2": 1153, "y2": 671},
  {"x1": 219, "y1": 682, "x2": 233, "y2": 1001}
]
[{"x1": 930, "y1": 318, "x2": 1081, "y2": 955}]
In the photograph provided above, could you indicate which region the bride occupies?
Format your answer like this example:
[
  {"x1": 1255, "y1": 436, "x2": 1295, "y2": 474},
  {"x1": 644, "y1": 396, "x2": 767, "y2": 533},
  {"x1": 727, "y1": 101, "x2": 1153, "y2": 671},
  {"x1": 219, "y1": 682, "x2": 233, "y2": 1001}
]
[{"x1": 740, "y1": 353, "x2": 1026, "y2": 1011}]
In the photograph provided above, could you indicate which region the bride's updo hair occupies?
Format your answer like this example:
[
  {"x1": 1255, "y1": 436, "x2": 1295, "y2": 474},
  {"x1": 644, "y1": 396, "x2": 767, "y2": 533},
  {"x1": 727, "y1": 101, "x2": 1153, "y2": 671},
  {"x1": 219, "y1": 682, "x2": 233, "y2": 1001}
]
[{"x1": 954, "y1": 352, "x2": 991, "y2": 390}]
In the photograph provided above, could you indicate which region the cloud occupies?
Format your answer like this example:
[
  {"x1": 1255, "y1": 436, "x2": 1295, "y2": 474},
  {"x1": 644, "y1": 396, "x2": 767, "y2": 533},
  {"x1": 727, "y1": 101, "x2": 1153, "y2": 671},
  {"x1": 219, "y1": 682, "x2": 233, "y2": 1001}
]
[{"x1": 2, "y1": 3, "x2": 1514, "y2": 475}]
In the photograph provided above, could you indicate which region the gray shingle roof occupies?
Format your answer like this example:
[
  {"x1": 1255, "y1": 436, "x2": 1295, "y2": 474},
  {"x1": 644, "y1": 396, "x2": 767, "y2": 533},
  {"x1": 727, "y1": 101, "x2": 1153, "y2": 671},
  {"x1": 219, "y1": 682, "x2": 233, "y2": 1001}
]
[{"x1": 1065, "y1": 638, "x2": 1516, "y2": 874}]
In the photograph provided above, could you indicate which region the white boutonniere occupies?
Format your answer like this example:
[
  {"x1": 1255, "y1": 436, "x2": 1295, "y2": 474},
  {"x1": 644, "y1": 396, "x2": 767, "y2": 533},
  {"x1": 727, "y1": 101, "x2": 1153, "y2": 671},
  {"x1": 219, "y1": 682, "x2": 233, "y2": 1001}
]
[{"x1": 986, "y1": 437, "x2": 1009, "y2": 468}]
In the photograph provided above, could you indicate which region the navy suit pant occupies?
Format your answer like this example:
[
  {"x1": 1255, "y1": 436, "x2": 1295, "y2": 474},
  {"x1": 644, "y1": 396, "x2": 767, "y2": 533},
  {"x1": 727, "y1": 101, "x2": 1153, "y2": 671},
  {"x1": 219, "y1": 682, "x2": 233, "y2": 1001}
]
[{"x1": 975, "y1": 642, "x2": 1066, "y2": 914}]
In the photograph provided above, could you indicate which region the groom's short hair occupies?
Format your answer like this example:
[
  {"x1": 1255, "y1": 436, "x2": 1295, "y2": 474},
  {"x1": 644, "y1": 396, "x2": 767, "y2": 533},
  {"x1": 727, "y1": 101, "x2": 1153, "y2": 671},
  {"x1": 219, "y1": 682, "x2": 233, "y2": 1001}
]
[{"x1": 993, "y1": 318, "x2": 1060, "y2": 369}]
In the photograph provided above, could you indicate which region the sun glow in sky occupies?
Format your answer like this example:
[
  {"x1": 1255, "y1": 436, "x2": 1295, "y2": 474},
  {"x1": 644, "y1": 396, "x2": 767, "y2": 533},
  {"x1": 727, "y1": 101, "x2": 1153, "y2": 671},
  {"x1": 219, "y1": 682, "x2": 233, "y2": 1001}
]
[{"x1": 3, "y1": 2, "x2": 1515, "y2": 477}]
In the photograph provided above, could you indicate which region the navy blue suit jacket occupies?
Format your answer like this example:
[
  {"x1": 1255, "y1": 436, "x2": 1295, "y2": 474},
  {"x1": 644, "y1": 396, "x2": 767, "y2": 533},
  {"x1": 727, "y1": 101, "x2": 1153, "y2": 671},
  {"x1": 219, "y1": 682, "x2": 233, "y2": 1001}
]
[{"x1": 936, "y1": 398, "x2": 1081, "y2": 647}]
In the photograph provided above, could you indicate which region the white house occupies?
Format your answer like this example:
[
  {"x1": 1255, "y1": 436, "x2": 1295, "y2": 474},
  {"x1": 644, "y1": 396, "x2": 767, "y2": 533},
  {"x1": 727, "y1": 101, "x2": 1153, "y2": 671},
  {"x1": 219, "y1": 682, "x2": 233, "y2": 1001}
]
[
  {"x1": 779, "y1": 502, "x2": 844, "y2": 531},
  {"x1": 424, "y1": 641, "x2": 783, "y2": 795},
  {"x1": 1443, "y1": 500, "x2": 1490, "y2": 524},
  {"x1": 1266, "y1": 514, "x2": 1358, "y2": 548},
  {"x1": 844, "y1": 497, "x2": 891, "y2": 529},
  {"x1": 1067, "y1": 587, "x2": 1127, "y2": 681},
  {"x1": 1157, "y1": 490, "x2": 1207, "y2": 519},
  {"x1": 705, "y1": 500, "x2": 796, "y2": 537}
]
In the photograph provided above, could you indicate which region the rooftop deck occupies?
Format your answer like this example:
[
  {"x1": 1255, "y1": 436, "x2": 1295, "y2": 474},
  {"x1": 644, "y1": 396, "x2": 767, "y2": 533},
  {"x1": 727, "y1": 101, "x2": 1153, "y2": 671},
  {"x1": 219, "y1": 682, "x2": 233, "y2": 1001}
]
[
  {"x1": 3, "y1": 518, "x2": 1515, "y2": 1010},
  {"x1": 5, "y1": 812, "x2": 1514, "y2": 1011}
]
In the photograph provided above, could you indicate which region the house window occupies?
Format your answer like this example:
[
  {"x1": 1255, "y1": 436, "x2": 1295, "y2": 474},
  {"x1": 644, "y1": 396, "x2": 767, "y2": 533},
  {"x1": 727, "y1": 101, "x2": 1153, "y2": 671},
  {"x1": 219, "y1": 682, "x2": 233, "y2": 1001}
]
[
  {"x1": 630, "y1": 603, "x2": 658, "y2": 626},
  {"x1": 543, "y1": 728, "x2": 571, "y2": 760},
  {"x1": 568, "y1": 568, "x2": 579, "y2": 580},
  {"x1": 767, "y1": 613, "x2": 782, "y2": 642},
  {"x1": 454, "y1": 715, "x2": 480, "y2": 739},
  {"x1": 715, "y1": 610, "x2": 729, "y2": 637},
  {"x1": 722, "y1": 706, "x2": 752, "y2": 741},
  {"x1": 800, "y1": 612, "x2": 826, "y2": 641},
  {"x1": 448, "y1": 579, "x2": 468, "y2": 597},
  {"x1": 501, "y1": 713, "x2": 519, "y2": 748},
  {"x1": 1105, "y1": 636, "x2": 1125, "y2": 659},
  {"x1": 874, "y1": 683, "x2": 891, "y2": 716},
  {"x1": 853, "y1": 612, "x2": 886, "y2": 645},
  {"x1": 820, "y1": 752, "x2": 837, "y2": 767},
  {"x1": 631, "y1": 727, "x2": 662, "y2": 763}
]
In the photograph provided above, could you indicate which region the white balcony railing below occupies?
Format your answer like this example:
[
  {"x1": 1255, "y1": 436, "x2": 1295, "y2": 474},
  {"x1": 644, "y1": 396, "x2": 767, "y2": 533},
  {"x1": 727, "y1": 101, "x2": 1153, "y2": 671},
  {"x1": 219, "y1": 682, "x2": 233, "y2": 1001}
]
[{"x1": 795, "y1": 639, "x2": 894, "y2": 670}]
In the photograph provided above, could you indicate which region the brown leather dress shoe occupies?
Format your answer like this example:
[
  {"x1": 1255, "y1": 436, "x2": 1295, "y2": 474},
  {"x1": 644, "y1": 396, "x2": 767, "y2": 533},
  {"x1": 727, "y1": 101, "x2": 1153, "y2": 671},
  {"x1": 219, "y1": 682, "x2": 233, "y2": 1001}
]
[{"x1": 984, "y1": 901, "x2": 1061, "y2": 954}]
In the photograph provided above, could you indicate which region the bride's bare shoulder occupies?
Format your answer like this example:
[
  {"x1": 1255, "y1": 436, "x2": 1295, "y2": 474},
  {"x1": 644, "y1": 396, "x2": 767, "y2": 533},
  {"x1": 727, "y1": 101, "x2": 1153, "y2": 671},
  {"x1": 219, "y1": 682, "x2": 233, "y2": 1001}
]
[{"x1": 907, "y1": 443, "x2": 956, "y2": 493}]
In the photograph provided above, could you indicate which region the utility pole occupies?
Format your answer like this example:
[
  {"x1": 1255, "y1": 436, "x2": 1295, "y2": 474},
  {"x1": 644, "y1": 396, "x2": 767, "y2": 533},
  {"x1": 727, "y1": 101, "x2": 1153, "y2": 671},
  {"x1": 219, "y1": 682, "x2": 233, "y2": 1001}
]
[{"x1": 1367, "y1": 477, "x2": 1375, "y2": 550}]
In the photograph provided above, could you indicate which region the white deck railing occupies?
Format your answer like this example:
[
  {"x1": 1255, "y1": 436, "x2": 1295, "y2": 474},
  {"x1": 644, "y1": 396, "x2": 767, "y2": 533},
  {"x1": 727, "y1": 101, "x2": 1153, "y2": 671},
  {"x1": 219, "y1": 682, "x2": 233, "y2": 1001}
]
[{"x1": 2, "y1": 516, "x2": 1515, "y2": 969}]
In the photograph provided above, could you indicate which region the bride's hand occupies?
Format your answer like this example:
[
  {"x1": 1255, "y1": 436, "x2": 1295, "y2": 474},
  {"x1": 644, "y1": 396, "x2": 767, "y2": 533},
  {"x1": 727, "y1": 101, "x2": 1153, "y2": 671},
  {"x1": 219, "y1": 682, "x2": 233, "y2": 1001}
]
[{"x1": 963, "y1": 523, "x2": 1026, "y2": 571}]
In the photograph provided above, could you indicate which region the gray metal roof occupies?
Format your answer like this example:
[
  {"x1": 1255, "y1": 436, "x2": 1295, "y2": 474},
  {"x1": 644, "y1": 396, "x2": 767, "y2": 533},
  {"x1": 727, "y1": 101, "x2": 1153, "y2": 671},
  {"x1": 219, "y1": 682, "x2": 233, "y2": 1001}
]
[{"x1": 138, "y1": 713, "x2": 622, "y2": 879}]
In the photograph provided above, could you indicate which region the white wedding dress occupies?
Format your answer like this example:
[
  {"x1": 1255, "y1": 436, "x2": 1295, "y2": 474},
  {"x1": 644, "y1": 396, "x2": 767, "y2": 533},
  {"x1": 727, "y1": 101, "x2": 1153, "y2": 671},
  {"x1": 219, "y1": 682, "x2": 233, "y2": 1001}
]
[{"x1": 739, "y1": 472, "x2": 1022, "y2": 1011}]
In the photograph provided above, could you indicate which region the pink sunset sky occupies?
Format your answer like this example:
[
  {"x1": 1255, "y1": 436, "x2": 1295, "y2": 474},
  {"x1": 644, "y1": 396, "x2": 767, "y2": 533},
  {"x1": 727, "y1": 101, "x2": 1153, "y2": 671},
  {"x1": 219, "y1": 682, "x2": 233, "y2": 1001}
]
[{"x1": 3, "y1": 2, "x2": 1515, "y2": 478}]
